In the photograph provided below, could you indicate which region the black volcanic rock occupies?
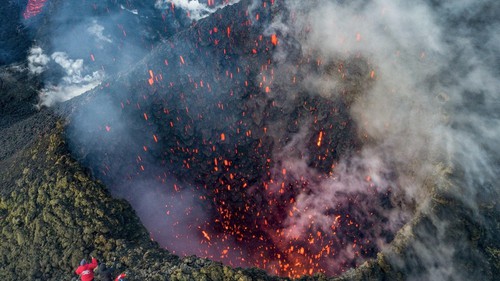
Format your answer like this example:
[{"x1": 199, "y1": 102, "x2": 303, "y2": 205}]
[{"x1": 0, "y1": 2, "x2": 32, "y2": 65}]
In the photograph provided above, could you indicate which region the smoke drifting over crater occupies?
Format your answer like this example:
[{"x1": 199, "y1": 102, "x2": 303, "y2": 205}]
[
  {"x1": 155, "y1": 0, "x2": 242, "y2": 21},
  {"x1": 28, "y1": 46, "x2": 104, "y2": 107},
  {"x1": 23, "y1": 0, "x2": 500, "y2": 279},
  {"x1": 263, "y1": 1, "x2": 499, "y2": 278}
]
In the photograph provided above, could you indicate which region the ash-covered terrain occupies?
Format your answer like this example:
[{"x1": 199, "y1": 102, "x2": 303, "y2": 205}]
[{"x1": 0, "y1": 0, "x2": 499, "y2": 280}]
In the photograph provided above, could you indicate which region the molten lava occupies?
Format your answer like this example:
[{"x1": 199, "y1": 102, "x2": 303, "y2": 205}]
[{"x1": 23, "y1": 0, "x2": 48, "y2": 19}]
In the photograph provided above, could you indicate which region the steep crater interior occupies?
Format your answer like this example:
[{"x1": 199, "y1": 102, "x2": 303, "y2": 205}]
[{"x1": 65, "y1": 27, "x2": 414, "y2": 277}]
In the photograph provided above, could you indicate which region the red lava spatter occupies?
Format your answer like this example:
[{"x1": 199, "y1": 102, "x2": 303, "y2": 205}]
[{"x1": 23, "y1": 0, "x2": 48, "y2": 19}]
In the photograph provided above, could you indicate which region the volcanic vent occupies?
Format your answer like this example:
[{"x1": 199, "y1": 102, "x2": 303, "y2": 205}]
[{"x1": 66, "y1": 0, "x2": 415, "y2": 277}]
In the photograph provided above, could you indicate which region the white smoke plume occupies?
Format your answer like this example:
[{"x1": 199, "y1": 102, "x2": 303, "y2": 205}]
[
  {"x1": 87, "y1": 20, "x2": 113, "y2": 44},
  {"x1": 155, "y1": 0, "x2": 241, "y2": 20},
  {"x1": 37, "y1": 78, "x2": 103, "y2": 108},
  {"x1": 30, "y1": 47, "x2": 104, "y2": 107},
  {"x1": 27, "y1": 46, "x2": 50, "y2": 74},
  {"x1": 120, "y1": 5, "x2": 139, "y2": 15}
]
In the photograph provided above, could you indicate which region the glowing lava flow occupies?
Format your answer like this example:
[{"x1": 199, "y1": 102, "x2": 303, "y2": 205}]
[{"x1": 23, "y1": 0, "x2": 48, "y2": 19}]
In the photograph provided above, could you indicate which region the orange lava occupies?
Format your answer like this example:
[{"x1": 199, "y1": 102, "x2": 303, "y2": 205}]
[{"x1": 271, "y1": 34, "x2": 278, "y2": 46}]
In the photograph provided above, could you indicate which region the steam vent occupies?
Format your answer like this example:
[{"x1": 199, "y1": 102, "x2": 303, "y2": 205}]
[{"x1": 1, "y1": 0, "x2": 499, "y2": 280}]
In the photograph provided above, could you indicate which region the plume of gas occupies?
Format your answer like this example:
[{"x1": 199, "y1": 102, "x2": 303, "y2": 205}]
[{"x1": 30, "y1": 47, "x2": 104, "y2": 107}]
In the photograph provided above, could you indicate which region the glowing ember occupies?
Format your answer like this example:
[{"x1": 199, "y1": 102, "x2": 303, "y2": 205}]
[
  {"x1": 148, "y1": 70, "x2": 154, "y2": 85},
  {"x1": 317, "y1": 131, "x2": 323, "y2": 147},
  {"x1": 271, "y1": 34, "x2": 278, "y2": 46}
]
